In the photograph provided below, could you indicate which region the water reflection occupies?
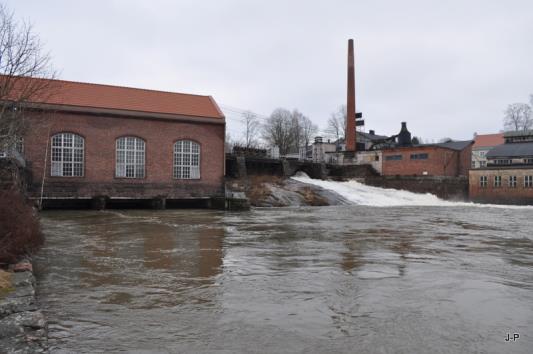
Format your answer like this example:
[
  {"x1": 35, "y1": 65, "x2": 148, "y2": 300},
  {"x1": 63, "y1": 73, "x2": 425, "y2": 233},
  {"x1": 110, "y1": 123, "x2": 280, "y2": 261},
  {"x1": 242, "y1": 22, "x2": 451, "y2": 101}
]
[{"x1": 35, "y1": 207, "x2": 533, "y2": 354}]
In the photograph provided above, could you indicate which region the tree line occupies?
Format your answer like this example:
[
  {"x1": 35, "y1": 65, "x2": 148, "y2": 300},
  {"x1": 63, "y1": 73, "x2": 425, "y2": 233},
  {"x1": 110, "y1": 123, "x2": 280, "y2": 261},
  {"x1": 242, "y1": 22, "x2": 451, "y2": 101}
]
[{"x1": 232, "y1": 108, "x2": 318, "y2": 156}]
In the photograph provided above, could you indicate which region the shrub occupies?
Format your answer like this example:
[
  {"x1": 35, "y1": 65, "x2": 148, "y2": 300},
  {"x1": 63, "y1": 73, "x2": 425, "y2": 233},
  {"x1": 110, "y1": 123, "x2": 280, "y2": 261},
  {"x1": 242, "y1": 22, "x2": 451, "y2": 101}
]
[{"x1": 0, "y1": 188, "x2": 43, "y2": 264}]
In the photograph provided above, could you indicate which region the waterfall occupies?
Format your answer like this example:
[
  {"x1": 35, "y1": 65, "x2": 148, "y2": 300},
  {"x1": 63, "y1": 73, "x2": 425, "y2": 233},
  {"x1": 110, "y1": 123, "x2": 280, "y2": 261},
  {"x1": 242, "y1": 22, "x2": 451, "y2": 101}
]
[{"x1": 291, "y1": 173, "x2": 532, "y2": 209}]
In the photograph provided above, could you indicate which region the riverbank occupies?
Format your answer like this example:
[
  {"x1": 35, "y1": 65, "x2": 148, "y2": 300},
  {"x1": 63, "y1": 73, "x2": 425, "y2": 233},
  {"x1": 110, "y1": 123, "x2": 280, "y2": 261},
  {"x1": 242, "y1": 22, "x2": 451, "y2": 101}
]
[{"x1": 0, "y1": 260, "x2": 47, "y2": 353}]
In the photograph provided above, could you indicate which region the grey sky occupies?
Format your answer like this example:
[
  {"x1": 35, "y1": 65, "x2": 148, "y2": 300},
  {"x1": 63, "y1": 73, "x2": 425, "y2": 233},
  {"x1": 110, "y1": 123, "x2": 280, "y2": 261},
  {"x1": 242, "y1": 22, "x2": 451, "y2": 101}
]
[{"x1": 6, "y1": 0, "x2": 533, "y2": 142}]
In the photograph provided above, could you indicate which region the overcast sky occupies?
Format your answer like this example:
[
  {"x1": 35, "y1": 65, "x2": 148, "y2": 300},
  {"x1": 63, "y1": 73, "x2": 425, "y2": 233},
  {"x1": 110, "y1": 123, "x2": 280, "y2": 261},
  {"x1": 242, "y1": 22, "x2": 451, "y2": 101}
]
[{"x1": 6, "y1": 0, "x2": 533, "y2": 141}]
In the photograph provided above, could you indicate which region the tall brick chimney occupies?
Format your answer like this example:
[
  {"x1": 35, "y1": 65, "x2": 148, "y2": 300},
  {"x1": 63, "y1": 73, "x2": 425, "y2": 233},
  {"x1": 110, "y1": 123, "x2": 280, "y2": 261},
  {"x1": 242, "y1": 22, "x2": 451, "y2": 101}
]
[{"x1": 345, "y1": 39, "x2": 356, "y2": 152}]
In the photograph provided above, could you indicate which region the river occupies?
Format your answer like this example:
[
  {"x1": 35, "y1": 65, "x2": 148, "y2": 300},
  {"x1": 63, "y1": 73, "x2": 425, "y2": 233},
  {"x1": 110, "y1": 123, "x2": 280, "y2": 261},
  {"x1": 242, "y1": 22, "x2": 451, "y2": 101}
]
[{"x1": 34, "y1": 198, "x2": 533, "y2": 353}]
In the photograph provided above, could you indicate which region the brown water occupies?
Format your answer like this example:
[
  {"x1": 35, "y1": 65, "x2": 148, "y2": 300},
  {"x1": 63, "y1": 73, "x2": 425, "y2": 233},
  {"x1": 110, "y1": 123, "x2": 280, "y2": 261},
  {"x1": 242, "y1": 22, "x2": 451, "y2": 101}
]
[{"x1": 35, "y1": 206, "x2": 533, "y2": 353}]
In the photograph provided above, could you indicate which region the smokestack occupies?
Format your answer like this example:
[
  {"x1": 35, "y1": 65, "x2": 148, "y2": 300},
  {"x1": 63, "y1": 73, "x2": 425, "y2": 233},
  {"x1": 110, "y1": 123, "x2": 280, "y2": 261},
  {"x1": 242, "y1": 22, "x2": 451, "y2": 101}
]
[
  {"x1": 345, "y1": 39, "x2": 356, "y2": 152},
  {"x1": 398, "y1": 122, "x2": 412, "y2": 147}
]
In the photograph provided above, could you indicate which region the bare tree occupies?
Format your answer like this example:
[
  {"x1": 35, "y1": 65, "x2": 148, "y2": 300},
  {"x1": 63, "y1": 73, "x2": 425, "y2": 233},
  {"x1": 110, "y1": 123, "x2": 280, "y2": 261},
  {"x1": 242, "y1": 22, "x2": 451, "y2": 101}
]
[
  {"x1": 262, "y1": 108, "x2": 294, "y2": 155},
  {"x1": 0, "y1": 5, "x2": 56, "y2": 153},
  {"x1": 262, "y1": 108, "x2": 317, "y2": 155},
  {"x1": 290, "y1": 109, "x2": 302, "y2": 150},
  {"x1": 225, "y1": 131, "x2": 234, "y2": 154},
  {"x1": 326, "y1": 105, "x2": 346, "y2": 141},
  {"x1": 522, "y1": 103, "x2": 532, "y2": 131},
  {"x1": 298, "y1": 113, "x2": 318, "y2": 147},
  {"x1": 241, "y1": 110, "x2": 260, "y2": 148},
  {"x1": 504, "y1": 103, "x2": 531, "y2": 132}
]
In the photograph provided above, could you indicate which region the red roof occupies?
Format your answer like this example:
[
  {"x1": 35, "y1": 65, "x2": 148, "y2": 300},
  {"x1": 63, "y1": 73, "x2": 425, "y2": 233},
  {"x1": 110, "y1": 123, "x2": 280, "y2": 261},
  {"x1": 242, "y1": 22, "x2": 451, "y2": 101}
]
[
  {"x1": 7, "y1": 76, "x2": 224, "y2": 120},
  {"x1": 473, "y1": 133, "x2": 504, "y2": 148}
]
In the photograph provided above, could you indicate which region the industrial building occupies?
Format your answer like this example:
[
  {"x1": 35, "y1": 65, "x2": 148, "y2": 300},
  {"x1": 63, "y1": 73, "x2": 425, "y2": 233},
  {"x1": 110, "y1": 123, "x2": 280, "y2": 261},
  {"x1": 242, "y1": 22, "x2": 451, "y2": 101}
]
[
  {"x1": 469, "y1": 130, "x2": 533, "y2": 204},
  {"x1": 381, "y1": 140, "x2": 473, "y2": 177},
  {"x1": 17, "y1": 77, "x2": 226, "y2": 208}
]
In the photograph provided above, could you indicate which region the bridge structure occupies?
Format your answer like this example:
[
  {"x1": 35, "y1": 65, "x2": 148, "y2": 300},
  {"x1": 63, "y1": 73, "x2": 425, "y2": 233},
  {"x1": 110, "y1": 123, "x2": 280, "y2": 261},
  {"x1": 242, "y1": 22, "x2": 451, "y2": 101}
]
[{"x1": 225, "y1": 154, "x2": 378, "y2": 180}]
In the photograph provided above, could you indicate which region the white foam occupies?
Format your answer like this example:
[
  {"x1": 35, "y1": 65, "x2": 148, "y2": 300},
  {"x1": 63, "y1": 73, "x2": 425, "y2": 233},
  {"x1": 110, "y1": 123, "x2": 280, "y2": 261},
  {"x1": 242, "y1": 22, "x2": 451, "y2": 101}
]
[{"x1": 291, "y1": 174, "x2": 533, "y2": 209}]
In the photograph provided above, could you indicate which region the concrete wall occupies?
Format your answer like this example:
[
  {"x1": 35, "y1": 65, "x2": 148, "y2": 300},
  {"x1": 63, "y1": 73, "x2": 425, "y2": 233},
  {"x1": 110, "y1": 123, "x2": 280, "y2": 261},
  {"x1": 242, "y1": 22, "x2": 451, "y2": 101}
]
[
  {"x1": 469, "y1": 168, "x2": 533, "y2": 204},
  {"x1": 327, "y1": 164, "x2": 379, "y2": 179},
  {"x1": 356, "y1": 151, "x2": 382, "y2": 174},
  {"x1": 365, "y1": 175, "x2": 469, "y2": 200},
  {"x1": 23, "y1": 111, "x2": 225, "y2": 199}
]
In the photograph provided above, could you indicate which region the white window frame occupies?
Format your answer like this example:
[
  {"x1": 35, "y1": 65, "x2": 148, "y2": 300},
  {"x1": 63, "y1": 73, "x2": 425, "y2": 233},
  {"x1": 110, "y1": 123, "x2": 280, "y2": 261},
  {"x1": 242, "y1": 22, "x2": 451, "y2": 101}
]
[
  {"x1": 524, "y1": 175, "x2": 533, "y2": 188},
  {"x1": 480, "y1": 176, "x2": 488, "y2": 188},
  {"x1": 51, "y1": 133, "x2": 84, "y2": 177},
  {"x1": 116, "y1": 136, "x2": 145, "y2": 178},
  {"x1": 508, "y1": 175, "x2": 517, "y2": 188},
  {"x1": 494, "y1": 175, "x2": 501, "y2": 188},
  {"x1": 173, "y1": 140, "x2": 200, "y2": 179}
]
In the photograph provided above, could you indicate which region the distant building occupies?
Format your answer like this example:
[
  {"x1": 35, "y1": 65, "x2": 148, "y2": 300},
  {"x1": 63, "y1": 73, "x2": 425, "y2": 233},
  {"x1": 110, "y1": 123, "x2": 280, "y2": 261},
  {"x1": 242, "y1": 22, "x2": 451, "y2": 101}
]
[
  {"x1": 356, "y1": 150, "x2": 383, "y2": 174},
  {"x1": 311, "y1": 131, "x2": 388, "y2": 166},
  {"x1": 357, "y1": 130, "x2": 389, "y2": 150},
  {"x1": 469, "y1": 130, "x2": 533, "y2": 204},
  {"x1": 471, "y1": 133, "x2": 504, "y2": 168},
  {"x1": 312, "y1": 137, "x2": 337, "y2": 163},
  {"x1": 382, "y1": 140, "x2": 473, "y2": 177},
  {"x1": 368, "y1": 122, "x2": 473, "y2": 177}
]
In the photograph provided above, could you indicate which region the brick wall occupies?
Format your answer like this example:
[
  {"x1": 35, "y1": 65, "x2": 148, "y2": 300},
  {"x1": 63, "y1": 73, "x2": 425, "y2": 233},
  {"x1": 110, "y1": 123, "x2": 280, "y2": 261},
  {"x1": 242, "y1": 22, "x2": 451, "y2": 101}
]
[
  {"x1": 469, "y1": 168, "x2": 533, "y2": 204},
  {"x1": 459, "y1": 145, "x2": 473, "y2": 177},
  {"x1": 382, "y1": 146, "x2": 470, "y2": 177},
  {"x1": 23, "y1": 111, "x2": 225, "y2": 199}
]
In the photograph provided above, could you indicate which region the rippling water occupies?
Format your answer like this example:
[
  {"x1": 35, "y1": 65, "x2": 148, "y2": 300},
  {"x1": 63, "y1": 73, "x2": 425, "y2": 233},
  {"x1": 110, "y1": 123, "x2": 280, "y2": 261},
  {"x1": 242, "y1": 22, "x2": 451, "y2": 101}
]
[{"x1": 35, "y1": 206, "x2": 533, "y2": 353}]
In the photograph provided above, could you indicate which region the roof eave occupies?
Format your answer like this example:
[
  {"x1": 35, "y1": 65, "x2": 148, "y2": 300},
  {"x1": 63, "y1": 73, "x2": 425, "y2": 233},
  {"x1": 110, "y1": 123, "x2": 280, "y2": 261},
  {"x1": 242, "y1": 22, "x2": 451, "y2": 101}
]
[{"x1": 21, "y1": 102, "x2": 226, "y2": 124}]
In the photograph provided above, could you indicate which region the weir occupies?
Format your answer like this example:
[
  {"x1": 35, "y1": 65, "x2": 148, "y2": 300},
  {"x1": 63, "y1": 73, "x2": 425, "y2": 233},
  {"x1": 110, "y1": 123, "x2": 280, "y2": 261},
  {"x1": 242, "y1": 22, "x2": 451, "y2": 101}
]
[{"x1": 292, "y1": 174, "x2": 533, "y2": 209}]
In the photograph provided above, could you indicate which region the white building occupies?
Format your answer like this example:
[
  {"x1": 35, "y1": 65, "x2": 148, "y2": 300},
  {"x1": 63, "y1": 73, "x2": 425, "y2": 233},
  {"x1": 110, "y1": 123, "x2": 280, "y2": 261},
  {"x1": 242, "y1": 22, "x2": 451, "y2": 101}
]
[{"x1": 472, "y1": 133, "x2": 504, "y2": 169}]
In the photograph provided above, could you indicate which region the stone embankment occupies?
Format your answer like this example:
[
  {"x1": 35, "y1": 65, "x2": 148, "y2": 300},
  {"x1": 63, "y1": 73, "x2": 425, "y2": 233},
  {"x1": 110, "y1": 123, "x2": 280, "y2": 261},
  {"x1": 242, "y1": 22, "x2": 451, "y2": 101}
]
[{"x1": 0, "y1": 261, "x2": 47, "y2": 353}]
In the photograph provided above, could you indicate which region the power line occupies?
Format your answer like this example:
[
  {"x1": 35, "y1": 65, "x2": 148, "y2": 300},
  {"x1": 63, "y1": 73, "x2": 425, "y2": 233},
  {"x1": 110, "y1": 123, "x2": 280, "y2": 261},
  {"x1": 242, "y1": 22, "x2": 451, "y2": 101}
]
[{"x1": 219, "y1": 103, "x2": 270, "y2": 122}]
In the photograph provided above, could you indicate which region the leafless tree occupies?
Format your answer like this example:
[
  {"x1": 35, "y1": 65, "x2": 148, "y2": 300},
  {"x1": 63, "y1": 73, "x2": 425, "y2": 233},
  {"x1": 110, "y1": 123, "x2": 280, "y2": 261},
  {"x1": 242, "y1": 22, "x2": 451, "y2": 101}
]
[
  {"x1": 262, "y1": 108, "x2": 293, "y2": 155},
  {"x1": 297, "y1": 112, "x2": 318, "y2": 147},
  {"x1": 504, "y1": 103, "x2": 531, "y2": 131},
  {"x1": 241, "y1": 110, "x2": 260, "y2": 148},
  {"x1": 224, "y1": 131, "x2": 234, "y2": 154},
  {"x1": 326, "y1": 105, "x2": 346, "y2": 141},
  {"x1": 262, "y1": 108, "x2": 317, "y2": 155},
  {"x1": 518, "y1": 103, "x2": 530, "y2": 130},
  {"x1": 0, "y1": 5, "x2": 56, "y2": 153}
]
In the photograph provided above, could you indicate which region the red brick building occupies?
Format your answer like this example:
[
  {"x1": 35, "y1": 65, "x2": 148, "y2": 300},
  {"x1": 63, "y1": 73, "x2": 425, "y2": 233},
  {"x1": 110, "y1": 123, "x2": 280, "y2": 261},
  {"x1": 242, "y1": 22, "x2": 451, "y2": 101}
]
[
  {"x1": 469, "y1": 130, "x2": 533, "y2": 204},
  {"x1": 19, "y1": 78, "x2": 225, "y2": 208},
  {"x1": 382, "y1": 141, "x2": 473, "y2": 177}
]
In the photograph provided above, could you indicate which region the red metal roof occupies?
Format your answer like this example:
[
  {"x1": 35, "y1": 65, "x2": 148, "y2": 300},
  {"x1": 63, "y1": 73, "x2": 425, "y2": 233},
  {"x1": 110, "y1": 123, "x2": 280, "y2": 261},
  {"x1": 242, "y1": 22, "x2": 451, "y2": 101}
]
[
  {"x1": 8, "y1": 76, "x2": 225, "y2": 120},
  {"x1": 473, "y1": 133, "x2": 504, "y2": 148}
]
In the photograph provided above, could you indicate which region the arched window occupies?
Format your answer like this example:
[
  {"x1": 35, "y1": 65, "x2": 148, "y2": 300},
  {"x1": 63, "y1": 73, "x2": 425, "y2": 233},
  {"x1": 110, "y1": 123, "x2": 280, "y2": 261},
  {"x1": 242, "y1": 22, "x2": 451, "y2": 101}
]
[
  {"x1": 51, "y1": 133, "x2": 84, "y2": 177},
  {"x1": 116, "y1": 137, "x2": 145, "y2": 178},
  {"x1": 174, "y1": 140, "x2": 200, "y2": 179}
]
